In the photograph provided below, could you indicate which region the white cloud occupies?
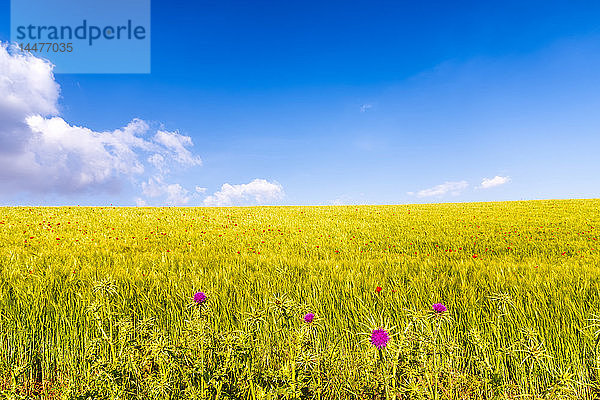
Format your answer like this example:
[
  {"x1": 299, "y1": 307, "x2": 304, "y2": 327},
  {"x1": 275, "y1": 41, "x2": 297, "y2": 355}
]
[
  {"x1": 0, "y1": 44, "x2": 59, "y2": 119},
  {"x1": 153, "y1": 130, "x2": 202, "y2": 166},
  {"x1": 148, "y1": 153, "x2": 166, "y2": 170},
  {"x1": 329, "y1": 193, "x2": 367, "y2": 206},
  {"x1": 412, "y1": 180, "x2": 469, "y2": 198},
  {"x1": 479, "y1": 175, "x2": 510, "y2": 189},
  {"x1": 195, "y1": 186, "x2": 207, "y2": 194},
  {"x1": 360, "y1": 104, "x2": 372, "y2": 112},
  {"x1": 0, "y1": 42, "x2": 201, "y2": 202},
  {"x1": 203, "y1": 179, "x2": 284, "y2": 206},
  {"x1": 135, "y1": 197, "x2": 147, "y2": 207},
  {"x1": 142, "y1": 177, "x2": 191, "y2": 206}
]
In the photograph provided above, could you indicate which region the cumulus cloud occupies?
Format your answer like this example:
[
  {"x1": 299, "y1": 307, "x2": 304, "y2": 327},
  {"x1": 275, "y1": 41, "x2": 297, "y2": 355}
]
[
  {"x1": 412, "y1": 181, "x2": 469, "y2": 198},
  {"x1": 142, "y1": 177, "x2": 191, "y2": 206},
  {"x1": 479, "y1": 175, "x2": 510, "y2": 189},
  {"x1": 360, "y1": 104, "x2": 373, "y2": 112},
  {"x1": 153, "y1": 130, "x2": 201, "y2": 166},
  {"x1": 329, "y1": 193, "x2": 367, "y2": 206},
  {"x1": 148, "y1": 153, "x2": 166, "y2": 170},
  {"x1": 0, "y1": 42, "x2": 201, "y2": 203},
  {"x1": 203, "y1": 179, "x2": 284, "y2": 206}
]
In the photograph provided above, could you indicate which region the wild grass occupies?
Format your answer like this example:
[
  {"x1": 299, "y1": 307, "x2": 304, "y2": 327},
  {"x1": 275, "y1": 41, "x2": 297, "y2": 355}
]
[{"x1": 0, "y1": 199, "x2": 599, "y2": 399}]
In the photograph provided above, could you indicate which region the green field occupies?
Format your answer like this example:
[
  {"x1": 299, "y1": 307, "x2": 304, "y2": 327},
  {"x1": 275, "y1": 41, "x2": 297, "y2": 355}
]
[{"x1": 1, "y1": 199, "x2": 599, "y2": 399}]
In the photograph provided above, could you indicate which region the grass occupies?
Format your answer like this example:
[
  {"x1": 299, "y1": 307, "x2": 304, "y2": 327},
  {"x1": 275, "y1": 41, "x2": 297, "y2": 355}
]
[{"x1": 0, "y1": 199, "x2": 599, "y2": 399}]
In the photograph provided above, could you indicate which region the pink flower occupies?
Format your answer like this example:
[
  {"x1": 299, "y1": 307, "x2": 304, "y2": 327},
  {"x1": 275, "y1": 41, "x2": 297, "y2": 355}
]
[
  {"x1": 370, "y1": 328, "x2": 389, "y2": 349},
  {"x1": 432, "y1": 303, "x2": 447, "y2": 313},
  {"x1": 194, "y1": 292, "x2": 207, "y2": 304}
]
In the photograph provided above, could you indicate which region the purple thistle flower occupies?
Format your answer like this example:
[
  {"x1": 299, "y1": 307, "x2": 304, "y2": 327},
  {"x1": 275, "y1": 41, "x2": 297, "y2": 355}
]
[
  {"x1": 304, "y1": 313, "x2": 315, "y2": 323},
  {"x1": 432, "y1": 303, "x2": 447, "y2": 314},
  {"x1": 194, "y1": 291, "x2": 207, "y2": 304},
  {"x1": 370, "y1": 328, "x2": 389, "y2": 349}
]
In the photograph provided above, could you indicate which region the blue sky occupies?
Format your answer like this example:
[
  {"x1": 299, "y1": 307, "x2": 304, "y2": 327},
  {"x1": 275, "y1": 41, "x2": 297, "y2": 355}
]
[{"x1": 0, "y1": 1, "x2": 599, "y2": 206}]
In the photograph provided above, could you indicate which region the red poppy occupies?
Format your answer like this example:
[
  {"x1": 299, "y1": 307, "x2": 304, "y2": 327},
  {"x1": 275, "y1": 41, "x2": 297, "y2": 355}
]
[{"x1": 376, "y1": 286, "x2": 382, "y2": 293}]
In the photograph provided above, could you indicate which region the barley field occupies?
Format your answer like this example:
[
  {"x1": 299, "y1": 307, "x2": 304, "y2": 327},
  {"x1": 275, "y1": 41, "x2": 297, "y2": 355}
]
[{"x1": 1, "y1": 199, "x2": 599, "y2": 399}]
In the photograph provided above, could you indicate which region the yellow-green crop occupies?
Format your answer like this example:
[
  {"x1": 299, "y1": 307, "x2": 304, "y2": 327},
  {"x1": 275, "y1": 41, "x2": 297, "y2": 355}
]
[{"x1": 1, "y1": 199, "x2": 599, "y2": 399}]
